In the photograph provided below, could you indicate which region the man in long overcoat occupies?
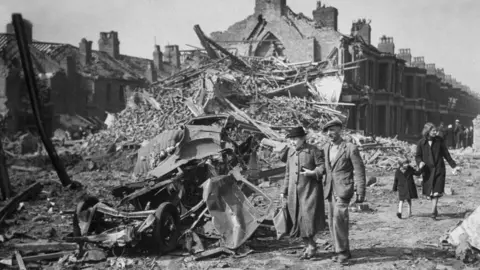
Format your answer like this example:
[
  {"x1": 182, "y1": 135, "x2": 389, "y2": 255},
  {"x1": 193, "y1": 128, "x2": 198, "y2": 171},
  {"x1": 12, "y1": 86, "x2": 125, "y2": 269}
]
[
  {"x1": 281, "y1": 126, "x2": 326, "y2": 259},
  {"x1": 320, "y1": 119, "x2": 366, "y2": 265}
]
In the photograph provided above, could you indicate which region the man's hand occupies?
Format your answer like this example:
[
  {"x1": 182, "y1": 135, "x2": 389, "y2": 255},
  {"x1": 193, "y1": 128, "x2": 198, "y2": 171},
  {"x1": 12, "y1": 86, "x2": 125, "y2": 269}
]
[
  {"x1": 300, "y1": 168, "x2": 316, "y2": 177},
  {"x1": 452, "y1": 167, "x2": 460, "y2": 175},
  {"x1": 279, "y1": 194, "x2": 287, "y2": 207},
  {"x1": 419, "y1": 162, "x2": 426, "y2": 169}
]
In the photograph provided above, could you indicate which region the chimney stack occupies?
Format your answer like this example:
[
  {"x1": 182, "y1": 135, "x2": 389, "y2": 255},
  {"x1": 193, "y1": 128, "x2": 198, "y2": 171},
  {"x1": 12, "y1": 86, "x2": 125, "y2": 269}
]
[
  {"x1": 79, "y1": 38, "x2": 92, "y2": 65},
  {"x1": 412, "y1": 56, "x2": 425, "y2": 69},
  {"x1": 351, "y1": 19, "x2": 371, "y2": 45},
  {"x1": 153, "y1": 45, "x2": 163, "y2": 71},
  {"x1": 312, "y1": 1, "x2": 338, "y2": 31},
  {"x1": 397, "y1": 48, "x2": 412, "y2": 66},
  {"x1": 377, "y1": 36, "x2": 394, "y2": 54},
  {"x1": 425, "y1": 63, "x2": 436, "y2": 75},
  {"x1": 164, "y1": 45, "x2": 180, "y2": 68},
  {"x1": 254, "y1": 0, "x2": 287, "y2": 18},
  {"x1": 98, "y1": 31, "x2": 120, "y2": 59},
  {"x1": 7, "y1": 18, "x2": 33, "y2": 43},
  {"x1": 145, "y1": 61, "x2": 157, "y2": 83}
]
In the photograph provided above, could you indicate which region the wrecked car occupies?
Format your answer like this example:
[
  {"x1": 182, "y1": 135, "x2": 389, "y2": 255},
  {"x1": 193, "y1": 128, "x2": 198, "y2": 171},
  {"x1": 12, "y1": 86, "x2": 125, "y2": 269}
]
[{"x1": 70, "y1": 115, "x2": 273, "y2": 254}]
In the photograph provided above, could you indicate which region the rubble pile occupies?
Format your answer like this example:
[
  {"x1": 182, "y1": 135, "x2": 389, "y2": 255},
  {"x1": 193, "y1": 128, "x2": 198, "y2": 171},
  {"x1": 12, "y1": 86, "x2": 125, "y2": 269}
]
[
  {"x1": 359, "y1": 136, "x2": 417, "y2": 171},
  {"x1": 81, "y1": 52, "x2": 344, "y2": 156},
  {"x1": 83, "y1": 91, "x2": 193, "y2": 154},
  {"x1": 246, "y1": 96, "x2": 342, "y2": 130}
]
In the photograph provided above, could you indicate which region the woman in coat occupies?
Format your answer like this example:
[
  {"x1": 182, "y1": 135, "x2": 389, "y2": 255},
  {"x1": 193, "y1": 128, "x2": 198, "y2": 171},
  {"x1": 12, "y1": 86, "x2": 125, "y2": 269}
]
[
  {"x1": 392, "y1": 158, "x2": 421, "y2": 219},
  {"x1": 415, "y1": 122, "x2": 459, "y2": 220},
  {"x1": 281, "y1": 127, "x2": 326, "y2": 259}
]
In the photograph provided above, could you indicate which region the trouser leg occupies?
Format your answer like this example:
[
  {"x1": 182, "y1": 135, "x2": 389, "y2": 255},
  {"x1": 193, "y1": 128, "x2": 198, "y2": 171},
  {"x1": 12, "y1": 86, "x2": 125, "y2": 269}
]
[{"x1": 328, "y1": 196, "x2": 350, "y2": 253}]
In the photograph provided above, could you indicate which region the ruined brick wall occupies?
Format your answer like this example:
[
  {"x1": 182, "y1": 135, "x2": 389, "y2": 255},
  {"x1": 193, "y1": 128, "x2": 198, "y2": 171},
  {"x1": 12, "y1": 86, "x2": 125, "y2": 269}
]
[
  {"x1": 48, "y1": 72, "x2": 70, "y2": 116},
  {"x1": 92, "y1": 79, "x2": 143, "y2": 116}
]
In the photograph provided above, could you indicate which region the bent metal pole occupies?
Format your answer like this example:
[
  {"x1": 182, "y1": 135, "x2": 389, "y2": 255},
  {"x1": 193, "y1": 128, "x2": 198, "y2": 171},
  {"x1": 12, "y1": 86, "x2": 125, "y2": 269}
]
[{"x1": 11, "y1": 14, "x2": 73, "y2": 187}]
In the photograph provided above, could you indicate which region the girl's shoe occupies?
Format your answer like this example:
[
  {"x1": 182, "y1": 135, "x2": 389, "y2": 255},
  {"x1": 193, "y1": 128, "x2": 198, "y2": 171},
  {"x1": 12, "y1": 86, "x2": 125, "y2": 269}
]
[{"x1": 396, "y1": 212, "x2": 402, "y2": 219}]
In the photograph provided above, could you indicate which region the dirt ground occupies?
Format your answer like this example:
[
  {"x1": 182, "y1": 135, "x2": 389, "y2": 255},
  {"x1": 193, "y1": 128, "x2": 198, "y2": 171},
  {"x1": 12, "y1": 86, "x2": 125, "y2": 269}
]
[{"x1": 1, "y1": 160, "x2": 480, "y2": 270}]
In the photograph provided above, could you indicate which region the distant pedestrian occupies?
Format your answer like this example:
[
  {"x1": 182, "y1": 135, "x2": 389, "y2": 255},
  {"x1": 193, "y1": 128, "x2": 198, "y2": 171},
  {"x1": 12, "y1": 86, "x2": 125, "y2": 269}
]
[
  {"x1": 437, "y1": 122, "x2": 446, "y2": 139},
  {"x1": 454, "y1": 120, "x2": 464, "y2": 149},
  {"x1": 321, "y1": 119, "x2": 366, "y2": 265},
  {"x1": 281, "y1": 126, "x2": 326, "y2": 259},
  {"x1": 415, "y1": 122, "x2": 459, "y2": 220},
  {"x1": 446, "y1": 124, "x2": 454, "y2": 148},
  {"x1": 392, "y1": 158, "x2": 421, "y2": 219},
  {"x1": 468, "y1": 126, "x2": 474, "y2": 147},
  {"x1": 465, "y1": 126, "x2": 473, "y2": 147}
]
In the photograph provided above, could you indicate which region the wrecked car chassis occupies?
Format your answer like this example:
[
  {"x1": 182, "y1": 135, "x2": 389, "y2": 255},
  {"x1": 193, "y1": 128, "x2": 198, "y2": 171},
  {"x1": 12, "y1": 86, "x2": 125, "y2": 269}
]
[{"x1": 69, "y1": 115, "x2": 273, "y2": 254}]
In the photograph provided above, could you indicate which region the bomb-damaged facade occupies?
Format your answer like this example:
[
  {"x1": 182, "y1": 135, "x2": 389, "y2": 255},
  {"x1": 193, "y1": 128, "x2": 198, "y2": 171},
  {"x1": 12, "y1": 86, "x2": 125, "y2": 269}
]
[{"x1": 211, "y1": 0, "x2": 480, "y2": 140}]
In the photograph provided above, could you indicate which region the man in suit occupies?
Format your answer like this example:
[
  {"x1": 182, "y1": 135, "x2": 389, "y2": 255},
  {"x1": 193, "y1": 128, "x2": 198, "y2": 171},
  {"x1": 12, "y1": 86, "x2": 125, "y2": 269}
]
[{"x1": 320, "y1": 119, "x2": 366, "y2": 265}]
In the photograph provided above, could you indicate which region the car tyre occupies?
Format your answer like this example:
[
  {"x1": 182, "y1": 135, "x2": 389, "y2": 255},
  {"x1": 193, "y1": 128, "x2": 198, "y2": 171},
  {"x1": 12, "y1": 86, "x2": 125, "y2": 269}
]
[{"x1": 153, "y1": 202, "x2": 180, "y2": 254}]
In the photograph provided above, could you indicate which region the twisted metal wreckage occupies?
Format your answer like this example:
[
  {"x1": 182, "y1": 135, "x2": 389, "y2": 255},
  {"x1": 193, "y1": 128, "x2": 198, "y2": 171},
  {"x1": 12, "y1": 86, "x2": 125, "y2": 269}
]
[{"x1": 69, "y1": 115, "x2": 278, "y2": 256}]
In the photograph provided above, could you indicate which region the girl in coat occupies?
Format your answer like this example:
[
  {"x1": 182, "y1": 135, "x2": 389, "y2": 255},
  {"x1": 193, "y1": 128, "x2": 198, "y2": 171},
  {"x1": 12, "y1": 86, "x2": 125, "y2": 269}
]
[
  {"x1": 392, "y1": 158, "x2": 421, "y2": 219},
  {"x1": 415, "y1": 122, "x2": 459, "y2": 220}
]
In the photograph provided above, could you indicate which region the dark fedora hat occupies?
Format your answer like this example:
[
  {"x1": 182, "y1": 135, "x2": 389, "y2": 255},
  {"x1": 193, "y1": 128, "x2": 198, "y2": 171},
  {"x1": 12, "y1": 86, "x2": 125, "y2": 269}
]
[
  {"x1": 286, "y1": 126, "x2": 307, "y2": 138},
  {"x1": 322, "y1": 119, "x2": 343, "y2": 132}
]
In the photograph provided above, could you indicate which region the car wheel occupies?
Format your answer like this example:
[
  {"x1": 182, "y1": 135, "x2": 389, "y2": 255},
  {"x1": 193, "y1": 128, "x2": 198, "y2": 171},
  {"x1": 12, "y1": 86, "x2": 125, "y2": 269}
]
[{"x1": 153, "y1": 202, "x2": 180, "y2": 254}]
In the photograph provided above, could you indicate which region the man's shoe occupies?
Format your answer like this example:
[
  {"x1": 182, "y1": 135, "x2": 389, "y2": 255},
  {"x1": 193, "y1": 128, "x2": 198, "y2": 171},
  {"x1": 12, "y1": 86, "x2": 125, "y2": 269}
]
[{"x1": 337, "y1": 252, "x2": 352, "y2": 265}]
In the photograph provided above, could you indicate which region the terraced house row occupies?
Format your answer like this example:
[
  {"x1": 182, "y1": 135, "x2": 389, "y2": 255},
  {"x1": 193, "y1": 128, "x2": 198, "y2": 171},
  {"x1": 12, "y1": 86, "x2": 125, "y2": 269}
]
[
  {"x1": 0, "y1": 19, "x2": 181, "y2": 135},
  {"x1": 211, "y1": 0, "x2": 480, "y2": 140}
]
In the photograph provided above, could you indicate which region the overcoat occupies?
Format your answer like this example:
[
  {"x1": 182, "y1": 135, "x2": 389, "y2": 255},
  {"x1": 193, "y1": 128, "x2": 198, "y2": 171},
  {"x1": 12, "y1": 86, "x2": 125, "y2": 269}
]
[
  {"x1": 321, "y1": 141, "x2": 366, "y2": 201},
  {"x1": 392, "y1": 166, "x2": 420, "y2": 200},
  {"x1": 282, "y1": 143, "x2": 326, "y2": 238},
  {"x1": 415, "y1": 137, "x2": 456, "y2": 197}
]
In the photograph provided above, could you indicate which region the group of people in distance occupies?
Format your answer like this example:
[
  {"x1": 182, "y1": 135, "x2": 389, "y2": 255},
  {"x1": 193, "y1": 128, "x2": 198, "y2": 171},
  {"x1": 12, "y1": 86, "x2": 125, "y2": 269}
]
[
  {"x1": 280, "y1": 120, "x2": 458, "y2": 265},
  {"x1": 438, "y1": 119, "x2": 474, "y2": 149}
]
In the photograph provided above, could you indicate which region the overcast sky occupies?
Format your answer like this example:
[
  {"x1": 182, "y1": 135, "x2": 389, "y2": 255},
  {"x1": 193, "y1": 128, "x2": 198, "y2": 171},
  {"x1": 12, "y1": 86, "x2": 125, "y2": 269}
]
[{"x1": 1, "y1": 0, "x2": 478, "y2": 92}]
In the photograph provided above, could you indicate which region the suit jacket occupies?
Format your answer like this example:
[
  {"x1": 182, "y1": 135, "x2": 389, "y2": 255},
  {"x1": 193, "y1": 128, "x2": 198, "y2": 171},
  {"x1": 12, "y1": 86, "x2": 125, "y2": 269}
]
[{"x1": 321, "y1": 140, "x2": 366, "y2": 200}]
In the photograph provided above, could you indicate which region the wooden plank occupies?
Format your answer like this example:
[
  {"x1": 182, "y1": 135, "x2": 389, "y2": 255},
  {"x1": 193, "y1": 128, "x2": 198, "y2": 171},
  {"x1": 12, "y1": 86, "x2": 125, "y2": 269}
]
[
  {"x1": 19, "y1": 251, "x2": 72, "y2": 263},
  {"x1": 12, "y1": 15, "x2": 73, "y2": 187},
  {"x1": 13, "y1": 241, "x2": 79, "y2": 253},
  {"x1": 11, "y1": 165, "x2": 42, "y2": 173},
  {"x1": 0, "y1": 182, "x2": 43, "y2": 224},
  {"x1": 14, "y1": 251, "x2": 27, "y2": 270}
]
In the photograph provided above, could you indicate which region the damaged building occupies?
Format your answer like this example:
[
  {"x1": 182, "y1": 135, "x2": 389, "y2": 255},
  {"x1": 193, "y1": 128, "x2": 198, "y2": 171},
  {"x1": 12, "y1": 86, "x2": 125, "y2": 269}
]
[
  {"x1": 0, "y1": 19, "x2": 182, "y2": 135},
  {"x1": 211, "y1": 0, "x2": 480, "y2": 140}
]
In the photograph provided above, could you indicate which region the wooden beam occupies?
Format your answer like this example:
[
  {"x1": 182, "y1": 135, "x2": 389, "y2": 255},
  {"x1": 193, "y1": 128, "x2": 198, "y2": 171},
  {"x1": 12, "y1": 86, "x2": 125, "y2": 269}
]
[
  {"x1": 14, "y1": 251, "x2": 27, "y2": 270},
  {"x1": 0, "y1": 182, "x2": 43, "y2": 224},
  {"x1": 12, "y1": 14, "x2": 73, "y2": 187},
  {"x1": 13, "y1": 241, "x2": 79, "y2": 253}
]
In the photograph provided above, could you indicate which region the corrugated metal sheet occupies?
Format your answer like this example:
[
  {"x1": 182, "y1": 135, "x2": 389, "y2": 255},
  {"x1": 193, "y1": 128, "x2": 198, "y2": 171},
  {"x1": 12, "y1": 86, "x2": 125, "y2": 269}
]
[{"x1": 0, "y1": 34, "x2": 15, "y2": 51}]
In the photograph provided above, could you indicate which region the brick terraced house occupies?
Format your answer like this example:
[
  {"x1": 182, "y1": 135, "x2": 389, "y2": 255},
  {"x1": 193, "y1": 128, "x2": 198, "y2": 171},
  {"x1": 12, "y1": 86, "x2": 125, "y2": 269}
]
[
  {"x1": 0, "y1": 19, "x2": 181, "y2": 135},
  {"x1": 211, "y1": 0, "x2": 480, "y2": 140}
]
